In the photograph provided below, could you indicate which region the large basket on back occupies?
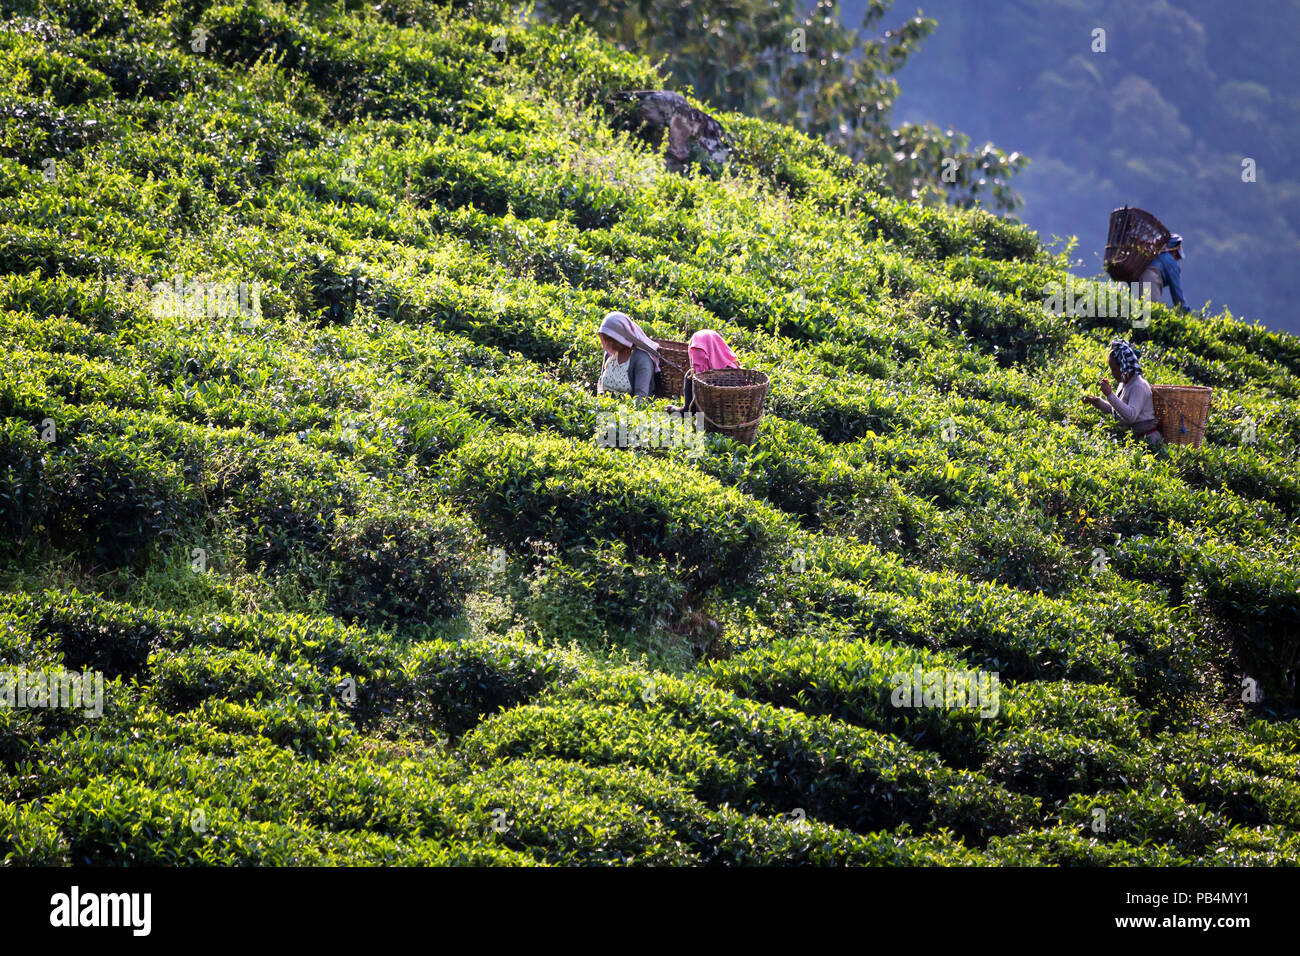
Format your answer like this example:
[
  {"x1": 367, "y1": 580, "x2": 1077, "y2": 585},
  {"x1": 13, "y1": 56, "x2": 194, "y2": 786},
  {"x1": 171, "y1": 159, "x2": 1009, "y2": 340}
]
[
  {"x1": 691, "y1": 368, "x2": 769, "y2": 445},
  {"x1": 1151, "y1": 384, "x2": 1212, "y2": 447},
  {"x1": 651, "y1": 338, "x2": 689, "y2": 399},
  {"x1": 1105, "y1": 206, "x2": 1171, "y2": 283}
]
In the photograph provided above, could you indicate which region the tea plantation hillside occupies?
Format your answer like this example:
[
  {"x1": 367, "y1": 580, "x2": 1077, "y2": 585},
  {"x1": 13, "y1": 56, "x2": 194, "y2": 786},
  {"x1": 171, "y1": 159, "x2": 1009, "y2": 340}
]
[{"x1": 3, "y1": 0, "x2": 1300, "y2": 866}]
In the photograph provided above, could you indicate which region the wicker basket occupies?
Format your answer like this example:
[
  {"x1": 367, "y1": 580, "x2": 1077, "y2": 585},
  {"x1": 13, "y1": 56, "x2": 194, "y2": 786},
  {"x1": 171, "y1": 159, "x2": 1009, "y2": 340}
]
[
  {"x1": 597, "y1": 339, "x2": 688, "y2": 399},
  {"x1": 690, "y1": 368, "x2": 770, "y2": 445},
  {"x1": 1151, "y1": 384, "x2": 1212, "y2": 447},
  {"x1": 651, "y1": 338, "x2": 689, "y2": 399},
  {"x1": 1105, "y1": 206, "x2": 1171, "y2": 283}
]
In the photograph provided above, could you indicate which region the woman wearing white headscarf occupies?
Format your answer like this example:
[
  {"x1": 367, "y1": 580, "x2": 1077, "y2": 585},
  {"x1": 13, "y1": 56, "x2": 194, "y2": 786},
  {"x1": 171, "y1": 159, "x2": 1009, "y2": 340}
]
[
  {"x1": 596, "y1": 311, "x2": 660, "y2": 398},
  {"x1": 1083, "y1": 339, "x2": 1163, "y2": 446}
]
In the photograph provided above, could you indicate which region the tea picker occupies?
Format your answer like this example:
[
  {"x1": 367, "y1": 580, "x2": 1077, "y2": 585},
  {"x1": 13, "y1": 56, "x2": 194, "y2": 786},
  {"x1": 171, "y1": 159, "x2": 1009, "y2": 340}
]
[
  {"x1": 666, "y1": 330, "x2": 739, "y2": 415},
  {"x1": 1103, "y1": 207, "x2": 1189, "y2": 311},
  {"x1": 594, "y1": 319, "x2": 769, "y2": 446},
  {"x1": 1138, "y1": 234, "x2": 1188, "y2": 310},
  {"x1": 596, "y1": 311, "x2": 661, "y2": 398},
  {"x1": 1082, "y1": 339, "x2": 1213, "y2": 448},
  {"x1": 1082, "y1": 339, "x2": 1164, "y2": 447}
]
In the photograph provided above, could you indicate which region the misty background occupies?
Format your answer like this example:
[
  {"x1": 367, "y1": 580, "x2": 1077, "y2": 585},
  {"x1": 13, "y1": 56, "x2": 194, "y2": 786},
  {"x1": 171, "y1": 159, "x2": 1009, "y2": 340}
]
[{"x1": 843, "y1": 0, "x2": 1300, "y2": 334}]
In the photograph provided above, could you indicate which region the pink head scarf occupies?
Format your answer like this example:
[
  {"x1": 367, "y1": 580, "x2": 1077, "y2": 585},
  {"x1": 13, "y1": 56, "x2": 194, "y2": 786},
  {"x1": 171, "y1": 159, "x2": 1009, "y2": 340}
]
[
  {"x1": 688, "y1": 329, "x2": 739, "y2": 375},
  {"x1": 599, "y1": 311, "x2": 661, "y2": 371}
]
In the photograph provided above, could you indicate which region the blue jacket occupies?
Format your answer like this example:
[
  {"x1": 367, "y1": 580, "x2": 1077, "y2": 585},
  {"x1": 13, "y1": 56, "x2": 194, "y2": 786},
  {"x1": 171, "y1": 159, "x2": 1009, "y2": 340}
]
[{"x1": 1152, "y1": 251, "x2": 1187, "y2": 309}]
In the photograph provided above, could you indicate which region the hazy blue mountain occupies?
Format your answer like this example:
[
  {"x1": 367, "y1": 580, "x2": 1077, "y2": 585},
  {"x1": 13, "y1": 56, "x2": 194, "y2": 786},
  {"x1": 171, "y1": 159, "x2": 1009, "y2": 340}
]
[{"x1": 842, "y1": 0, "x2": 1300, "y2": 333}]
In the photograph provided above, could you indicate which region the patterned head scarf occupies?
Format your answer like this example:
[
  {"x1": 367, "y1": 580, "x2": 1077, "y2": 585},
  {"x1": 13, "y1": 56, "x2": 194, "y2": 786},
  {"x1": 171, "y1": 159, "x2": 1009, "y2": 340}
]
[
  {"x1": 599, "y1": 311, "x2": 661, "y2": 371},
  {"x1": 1109, "y1": 339, "x2": 1143, "y2": 379}
]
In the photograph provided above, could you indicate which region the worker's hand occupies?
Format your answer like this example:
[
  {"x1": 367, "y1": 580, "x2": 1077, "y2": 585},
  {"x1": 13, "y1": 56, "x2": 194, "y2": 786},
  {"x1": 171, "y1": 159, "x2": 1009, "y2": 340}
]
[
  {"x1": 1081, "y1": 394, "x2": 1102, "y2": 409},
  {"x1": 1098, "y1": 377, "x2": 1113, "y2": 397}
]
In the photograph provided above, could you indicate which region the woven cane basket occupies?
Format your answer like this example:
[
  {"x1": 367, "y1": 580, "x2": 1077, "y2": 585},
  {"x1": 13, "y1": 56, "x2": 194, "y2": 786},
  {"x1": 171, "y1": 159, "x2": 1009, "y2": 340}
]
[
  {"x1": 1105, "y1": 206, "x2": 1171, "y2": 283},
  {"x1": 1151, "y1": 385, "x2": 1212, "y2": 447},
  {"x1": 651, "y1": 338, "x2": 689, "y2": 399},
  {"x1": 691, "y1": 368, "x2": 770, "y2": 445}
]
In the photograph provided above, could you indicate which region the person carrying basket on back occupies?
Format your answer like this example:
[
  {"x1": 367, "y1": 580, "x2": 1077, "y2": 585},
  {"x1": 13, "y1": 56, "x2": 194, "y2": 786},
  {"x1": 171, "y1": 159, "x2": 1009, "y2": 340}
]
[
  {"x1": 1083, "y1": 339, "x2": 1164, "y2": 447},
  {"x1": 667, "y1": 329, "x2": 739, "y2": 415},
  {"x1": 1137, "y1": 234, "x2": 1188, "y2": 311}
]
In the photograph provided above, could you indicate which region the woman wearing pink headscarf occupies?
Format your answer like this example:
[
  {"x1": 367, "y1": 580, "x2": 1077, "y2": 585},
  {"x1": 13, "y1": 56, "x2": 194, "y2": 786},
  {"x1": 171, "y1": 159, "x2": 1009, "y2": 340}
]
[
  {"x1": 596, "y1": 311, "x2": 661, "y2": 398},
  {"x1": 669, "y1": 329, "x2": 738, "y2": 414}
]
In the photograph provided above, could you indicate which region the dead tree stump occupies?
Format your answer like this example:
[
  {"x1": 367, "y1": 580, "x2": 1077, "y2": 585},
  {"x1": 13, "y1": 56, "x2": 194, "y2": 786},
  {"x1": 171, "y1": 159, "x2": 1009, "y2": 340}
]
[{"x1": 613, "y1": 90, "x2": 729, "y2": 173}]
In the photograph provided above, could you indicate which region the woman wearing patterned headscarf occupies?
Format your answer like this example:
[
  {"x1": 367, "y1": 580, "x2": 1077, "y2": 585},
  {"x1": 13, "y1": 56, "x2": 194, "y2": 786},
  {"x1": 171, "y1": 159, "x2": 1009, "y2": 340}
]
[{"x1": 1083, "y1": 339, "x2": 1163, "y2": 446}]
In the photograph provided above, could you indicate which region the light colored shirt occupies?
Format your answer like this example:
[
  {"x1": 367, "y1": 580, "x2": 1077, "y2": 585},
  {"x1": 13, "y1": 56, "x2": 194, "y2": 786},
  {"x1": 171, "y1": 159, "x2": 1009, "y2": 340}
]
[
  {"x1": 599, "y1": 349, "x2": 654, "y2": 397},
  {"x1": 1101, "y1": 373, "x2": 1160, "y2": 439},
  {"x1": 1138, "y1": 265, "x2": 1162, "y2": 301}
]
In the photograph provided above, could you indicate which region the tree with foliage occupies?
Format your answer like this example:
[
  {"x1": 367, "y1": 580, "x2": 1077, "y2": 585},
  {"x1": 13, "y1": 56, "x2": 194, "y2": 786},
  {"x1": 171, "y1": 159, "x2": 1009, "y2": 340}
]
[{"x1": 527, "y1": 0, "x2": 1027, "y2": 211}]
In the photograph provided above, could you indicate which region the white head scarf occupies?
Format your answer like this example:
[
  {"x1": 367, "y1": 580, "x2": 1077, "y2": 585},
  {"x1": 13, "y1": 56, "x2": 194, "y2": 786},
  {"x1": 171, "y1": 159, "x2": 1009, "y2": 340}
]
[{"x1": 598, "y1": 311, "x2": 661, "y2": 371}]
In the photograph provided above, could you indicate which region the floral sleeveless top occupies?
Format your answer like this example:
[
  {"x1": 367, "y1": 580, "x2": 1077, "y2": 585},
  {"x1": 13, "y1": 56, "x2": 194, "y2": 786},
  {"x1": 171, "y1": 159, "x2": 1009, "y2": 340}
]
[{"x1": 601, "y1": 355, "x2": 632, "y2": 394}]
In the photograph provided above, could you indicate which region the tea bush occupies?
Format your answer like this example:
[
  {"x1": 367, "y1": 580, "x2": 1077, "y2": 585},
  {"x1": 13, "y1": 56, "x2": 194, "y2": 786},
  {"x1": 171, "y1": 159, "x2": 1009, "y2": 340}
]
[
  {"x1": 981, "y1": 728, "x2": 1148, "y2": 804},
  {"x1": 562, "y1": 667, "x2": 1040, "y2": 843},
  {"x1": 704, "y1": 634, "x2": 1003, "y2": 768},
  {"x1": 462, "y1": 700, "x2": 745, "y2": 800},
  {"x1": 390, "y1": 636, "x2": 581, "y2": 738},
  {"x1": 705, "y1": 634, "x2": 1151, "y2": 770},
  {"x1": 0, "y1": 417, "x2": 46, "y2": 555},
  {"x1": 512, "y1": 540, "x2": 687, "y2": 646},
  {"x1": 43, "y1": 431, "x2": 202, "y2": 569},
  {"x1": 1057, "y1": 788, "x2": 1229, "y2": 856},
  {"x1": 445, "y1": 430, "x2": 790, "y2": 588},
  {"x1": 325, "y1": 500, "x2": 480, "y2": 628},
  {"x1": 983, "y1": 827, "x2": 1193, "y2": 866},
  {"x1": 2, "y1": 0, "x2": 1298, "y2": 866},
  {"x1": 2, "y1": 590, "x2": 397, "y2": 692},
  {"x1": 147, "y1": 645, "x2": 330, "y2": 712}
]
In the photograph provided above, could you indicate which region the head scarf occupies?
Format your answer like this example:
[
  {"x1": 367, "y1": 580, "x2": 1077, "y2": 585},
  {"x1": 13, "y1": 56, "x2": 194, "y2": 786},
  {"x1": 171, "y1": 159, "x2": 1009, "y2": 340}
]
[
  {"x1": 687, "y1": 329, "x2": 739, "y2": 375},
  {"x1": 599, "y1": 311, "x2": 661, "y2": 371},
  {"x1": 1109, "y1": 339, "x2": 1143, "y2": 379},
  {"x1": 1166, "y1": 234, "x2": 1184, "y2": 259}
]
